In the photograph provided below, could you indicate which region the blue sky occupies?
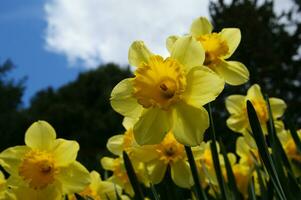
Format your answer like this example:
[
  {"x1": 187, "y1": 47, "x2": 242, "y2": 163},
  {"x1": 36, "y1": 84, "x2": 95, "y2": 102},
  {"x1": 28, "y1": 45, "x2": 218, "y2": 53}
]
[
  {"x1": 0, "y1": 0, "x2": 85, "y2": 107},
  {"x1": 0, "y1": 0, "x2": 291, "y2": 107}
]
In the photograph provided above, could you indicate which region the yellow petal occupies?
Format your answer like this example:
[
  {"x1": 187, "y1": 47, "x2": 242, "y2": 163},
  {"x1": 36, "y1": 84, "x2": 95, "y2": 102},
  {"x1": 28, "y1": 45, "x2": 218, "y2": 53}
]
[
  {"x1": 100, "y1": 157, "x2": 115, "y2": 171},
  {"x1": 122, "y1": 117, "x2": 137, "y2": 130},
  {"x1": 107, "y1": 135, "x2": 124, "y2": 156},
  {"x1": 128, "y1": 41, "x2": 153, "y2": 67},
  {"x1": 133, "y1": 108, "x2": 170, "y2": 145},
  {"x1": 147, "y1": 160, "x2": 167, "y2": 184},
  {"x1": 56, "y1": 161, "x2": 90, "y2": 194},
  {"x1": 166, "y1": 35, "x2": 179, "y2": 53},
  {"x1": 236, "y1": 137, "x2": 248, "y2": 158},
  {"x1": 110, "y1": 78, "x2": 144, "y2": 118},
  {"x1": 0, "y1": 146, "x2": 29, "y2": 175},
  {"x1": 214, "y1": 60, "x2": 249, "y2": 85},
  {"x1": 52, "y1": 139, "x2": 79, "y2": 167},
  {"x1": 225, "y1": 95, "x2": 245, "y2": 114},
  {"x1": 247, "y1": 84, "x2": 263, "y2": 100},
  {"x1": 171, "y1": 161, "x2": 193, "y2": 188},
  {"x1": 183, "y1": 66, "x2": 224, "y2": 107},
  {"x1": 220, "y1": 28, "x2": 241, "y2": 59},
  {"x1": 190, "y1": 17, "x2": 213, "y2": 37},
  {"x1": 171, "y1": 36, "x2": 205, "y2": 73},
  {"x1": 269, "y1": 97, "x2": 287, "y2": 118},
  {"x1": 98, "y1": 181, "x2": 120, "y2": 200},
  {"x1": 25, "y1": 121, "x2": 56, "y2": 151},
  {"x1": 226, "y1": 115, "x2": 247, "y2": 133},
  {"x1": 172, "y1": 102, "x2": 209, "y2": 146}
]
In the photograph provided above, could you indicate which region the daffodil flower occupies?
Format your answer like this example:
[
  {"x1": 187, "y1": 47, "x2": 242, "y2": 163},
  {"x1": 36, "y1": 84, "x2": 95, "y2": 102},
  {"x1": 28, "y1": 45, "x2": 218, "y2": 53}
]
[
  {"x1": 111, "y1": 36, "x2": 224, "y2": 146},
  {"x1": 278, "y1": 129, "x2": 301, "y2": 176},
  {"x1": 167, "y1": 17, "x2": 249, "y2": 85},
  {"x1": 0, "y1": 121, "x2": 90, "y2": 200},
  {"x1": 70, "y1": 171, "x2": 129, "y2": 200},
  {"x1": 226, "y1": 84, "x2": 286, "y2": 134},
  {"x1": 0, "y1": 170, "x2": 16, "y2": 200}
]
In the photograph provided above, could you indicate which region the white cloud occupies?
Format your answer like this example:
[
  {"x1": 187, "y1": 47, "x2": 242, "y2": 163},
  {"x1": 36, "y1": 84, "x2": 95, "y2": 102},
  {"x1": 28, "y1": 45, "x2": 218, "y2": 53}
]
[{"x1": 44, "y1": 0, "x2": 209, "y2": 68}]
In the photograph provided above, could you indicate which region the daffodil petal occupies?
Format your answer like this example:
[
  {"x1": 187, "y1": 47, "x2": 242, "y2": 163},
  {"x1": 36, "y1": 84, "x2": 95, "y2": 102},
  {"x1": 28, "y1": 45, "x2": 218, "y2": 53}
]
[
  {"x1": 147, "y1": 160, "x2": 167, "y2": 184},
  {"x1": 226, "y1": 115, "x2": 247, "y2": 133},
  {"x1": 166, "y1": 35, "x2": 179, "y2": 53},
  {"x1": 220, "y1": 28, "x2": 241, "y2": 59},
  {"x1": 128, "y1": 41, "x2": 153, "y2": 67},
  {"x1": 190, "y1": 17, "x2": 213, "y2": 37},
  {"x1": 133, "y1": 108, "x2": 170, "y2": 145},
  {"x1": 171, "y1": 36, "x2": 205, "y2": 73},
  {"x1": 214, "y1": 60, "x2": 249, "y2": 85},
  {"x1": 171, "y1": 161, "x2": 193, "y2": 188},
  {"x1": 247, "y1": 84, "x2": 263, "y2": 100},
  {"x1": 269, "y1": 97, "x2": 287, "y2": 118},
  {"x1": 52, "y1": 139, "x2": 79, "y2": 167},
  {"x1": 56, "y1": 161, "x2": 90, "y2": 194},
  {"x1": 107, "y1": 135, "x2": 124, "y2": 156},
  {"x1": 110, "y1": 78, "x2": 144, "y2": 118},
  {"x1": 172, "y1": 102, "x2": 209, "y2": 146},
  {"x1": 183, "y1": 66, "x2": 224, "y2": 107},
  {"x1": 25, "y1": 121, "x2": 56, "y2": 151},
  {"x1": 100, "y1": 157, "x2": 115, "y2": 170},
  {"x1": 0, "y1": 146, "x2": 29, "y2": 174},
  {"x1": 225, "y1": 95, "x2": 245, "y2": 114}
]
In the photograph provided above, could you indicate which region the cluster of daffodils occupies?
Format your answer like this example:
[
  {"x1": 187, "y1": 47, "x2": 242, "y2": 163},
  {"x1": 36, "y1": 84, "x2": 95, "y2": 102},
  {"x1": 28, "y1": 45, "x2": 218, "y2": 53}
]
[
  {"x1": 0, "y1": 121, "x2": 127, "y2": 200},
  {"x1": 0, "y1": 17, "x2": 300, "y2": 200}
]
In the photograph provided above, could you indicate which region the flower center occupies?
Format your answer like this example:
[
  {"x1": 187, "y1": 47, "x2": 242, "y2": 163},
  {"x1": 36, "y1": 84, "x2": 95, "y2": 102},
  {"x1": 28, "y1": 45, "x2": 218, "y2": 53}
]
[
  {"x1": 133, "y1": 55, "x2": 186, "y2": 109},
  {"x1": 197, "y1": 33, "x2": 229, "y2": 66},
  {"x1": 201, "y1": 149, "x2": 213, "y2": 168},
  {"x1": 156, "y1": 132, "x2": 185, "y2": 164},
  {"x1": 286, "y1": 139, "x2": 301, "y2": 162},
  {"x1": 19, "y1": 150, "x2": 58, "y2": 189},
  {"x1": 80, "y1": 187, "x2": 101, "y2": 200},
  {"x1": 113, "y1": 158, "x2": 129, "y2": 184}
]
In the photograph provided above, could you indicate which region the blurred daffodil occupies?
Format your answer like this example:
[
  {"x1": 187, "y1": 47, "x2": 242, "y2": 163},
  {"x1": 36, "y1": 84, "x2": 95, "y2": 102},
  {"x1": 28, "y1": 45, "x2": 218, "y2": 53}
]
[
  {"x1": 0, "y1": 170, "x2": 16, "y2": 200},
  {"x1": 167, "y1": 17, "x2": 249, "y2": 85},
  {"x1": 278, "y1": 129, "x2": 301, "y2": 176},
  {"x1": 0, "y1": 121, "x2": 90, "y2": 200},
  {"x1": 100, "y1": 156, "x2": 147, "y2": 197},
  {"x1": 70, "y1": 170, "x2": 129, "y2": 200},
  {"x1": 111, "y1": 36, "x2": 224, "y2": 146},
  {"x1": 226, "y1": 84, "x2": 286, "y2": 134}
]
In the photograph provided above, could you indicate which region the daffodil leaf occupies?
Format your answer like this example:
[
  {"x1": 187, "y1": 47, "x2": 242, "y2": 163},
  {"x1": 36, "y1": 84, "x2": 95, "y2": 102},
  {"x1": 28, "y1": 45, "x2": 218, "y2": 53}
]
[
  {"x1": 254, "y1": 165, "x2": 267, "y2": 200},
  {"x1": 220, "y1": 142, "x2": 242, "y2": 199},
  {"x1": 246, "y1": 100, "x2": 286, "y2": 200},
  {"x1": 208, "y1": 103, "x2": 229, "y2": 200},
  {"x1": 149, "y1": 182, "x2": 160, "y2": 200},
  {"x1": 74, "y1": 194, "x2": 86, "y2": 200},
  {"x1": 122, "y1": 151, "x2": 145, "y2": 200},
  {"x1": 185, "y1": 146, "x2": 208, "y2": 200},
  {"x1": 248, "y1": 177, "x2": 257, "y2": 200}
]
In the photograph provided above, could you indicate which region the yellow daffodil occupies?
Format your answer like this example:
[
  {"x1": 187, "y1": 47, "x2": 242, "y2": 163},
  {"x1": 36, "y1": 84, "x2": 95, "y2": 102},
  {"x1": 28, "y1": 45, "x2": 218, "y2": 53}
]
[
  {"x1": 0, "y1": 121, "x2": 90, "y2": 200},
  {"x1": 278, "y1": 129, "x2": 301, "y2": 176},
  {"x1": 226, "y1": 84, "x2": 286, "y2": 134},
  {"x1": 111, "y1": 36, "x2": 224, "y2": 146},
  {"x1": 167, "y1": 17, "x2": 249, "y2": 85},
  {"x1": 100, "y1": 156, "x2": 147, "y2": 197},
  {"x1": 70, "y1": 170, "x2": 129, "y2": 200},
  {"x1": 236, "y1": 136, "x2": 260, "y2": 166},
  {"x1": 133, "y1": 132, "x2": 204, "y2": 188},
  {"x1": 0, "y1": 171, "x2": 16, "y2": 200}
]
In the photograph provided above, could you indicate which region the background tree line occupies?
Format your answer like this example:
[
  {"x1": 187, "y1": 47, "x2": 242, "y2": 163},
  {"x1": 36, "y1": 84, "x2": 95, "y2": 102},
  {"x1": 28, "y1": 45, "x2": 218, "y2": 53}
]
[{"x1": 0, "y1": 0, "x2": 300, "y2": 170}]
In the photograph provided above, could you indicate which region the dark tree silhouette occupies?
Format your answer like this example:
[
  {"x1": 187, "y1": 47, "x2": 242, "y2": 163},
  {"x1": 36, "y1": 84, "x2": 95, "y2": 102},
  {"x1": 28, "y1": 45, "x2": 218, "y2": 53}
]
[{"x1": 205, "y1": 0, "x2": 301, "y2": 149}]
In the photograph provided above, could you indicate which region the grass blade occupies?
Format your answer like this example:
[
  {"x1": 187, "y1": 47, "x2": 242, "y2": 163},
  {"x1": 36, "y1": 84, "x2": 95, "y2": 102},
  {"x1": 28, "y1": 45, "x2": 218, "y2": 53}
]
[
  {"x1": 185, "y1": 146, "x2": 208, "y2": 200},
  {"x1": 123, "y1": 151, "x2": 145, "y2": 200}
]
